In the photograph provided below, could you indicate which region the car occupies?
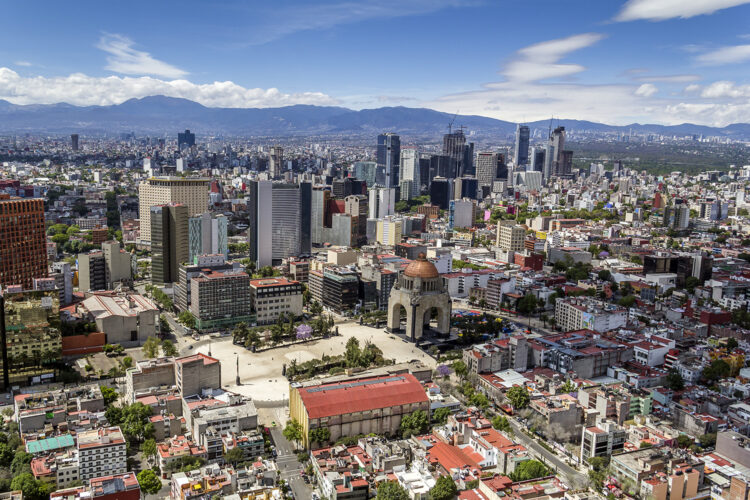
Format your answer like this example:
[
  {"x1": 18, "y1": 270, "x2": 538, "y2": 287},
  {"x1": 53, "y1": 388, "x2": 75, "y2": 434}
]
[{"x1": 188, "y1": 345, "x2": 193, "y2": 350}]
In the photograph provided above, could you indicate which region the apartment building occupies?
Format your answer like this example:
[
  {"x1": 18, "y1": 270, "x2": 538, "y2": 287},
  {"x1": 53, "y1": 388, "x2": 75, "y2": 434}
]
[
  {"x1": 138, "y1": 177, "x2": 210, "y2": 244},
  {"x1": 249, "y1": 277, "x2": 303, "y2": 325},
  {"x1": 554, "y1": 297, "x2": 628, "y2": 333},
  {"x1": 77, "y1": 426, "x2": 127, "y2": 481},
  {"x1": 189, "y1": 270, "x2": 253, "y2": 331},
  {"x1": 580, "y1": 420, "x2": 627, "y2": 463},
  {"x1": 496, "y1": 224, "x2": 525, "y2": 252},
  {"x1": 0, "y1": 196, "x2": 47, "y2": 289}
]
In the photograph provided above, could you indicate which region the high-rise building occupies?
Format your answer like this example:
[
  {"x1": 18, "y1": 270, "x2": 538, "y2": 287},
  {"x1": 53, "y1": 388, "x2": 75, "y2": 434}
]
[
  {"x1": 454, "y1": 177, "x2": 478, "y2": 200},
  {"x1": 429, "y1": 177, "x2": 452, "y2": 210},
  {"x1": 269, "y1": 146, "x2": 284, "y2": 178},
  {"x1": 138, "y1": 177, "x2": 210, "y2": 244},
  {"x1": 188, "y1": 213, "x2": 228, "y2": 261},
  {"x1": 190, "y1": 270, "x2": 253, "y2": 331},
  {"x1": 247, "y1": 181, "x2": 311, "y2": 268},
  {"x1": 429, "y1": 154, "x2": 453, "y2": 181},
  {"x1": 548, "y1": 126, "x2": 573, "y2": 177},
  {"x1": 419, "y1": 155, "x2": 431, "y2": 189},
  {"x1": 531, "y1": 147, "x2": 546, "y2": 172},
  {"x1": 443, "y1": 129, "x2": 467, "y2": 178},
  {"x1": 353, "y1": 161, "x2": 377, "y2": 186},
  {"x1": 376, "y1": 218, "x2": 403, "y2": 246},
  {"x1": 0, "y1": 288, "x2": 62, "y2": 389},
  {"x1": 368, "y1": 187, "x2": 396, "y2": 219},
  {"x1": 496, "y1": 224, "x2": 526, "y2": 252},
  {"x1": 0, "y1": 196, "x2": 47, "y2": 289},
  {"x1": 151, "y1": 204, "x2": 189, "y2": 286},
  {"x1": 514, "y1": 124, "x2": 530, "y2": 166},
  {"x1": 476, "y1": 152, "x2": 498, "y2": 191},
  {"x1": 399, "y1": 148, "x2": 421, "y2": 198},
  {"x1": 71, "y1": 134, "x2": 79, "y2": 151},
  {"x1": 177, "y1": 129, "x2": 195, "y2": 150},
  {"x1": 376, "y1": 133, "x2": 400, "y2": 188},
  {"x1": 344, "y1": 194, "x2": 368, "y2": 245}
]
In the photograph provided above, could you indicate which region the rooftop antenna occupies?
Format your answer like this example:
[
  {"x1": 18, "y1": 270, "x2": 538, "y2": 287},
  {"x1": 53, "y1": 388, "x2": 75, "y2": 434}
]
[{"x1": 448, "y1": 111, "x2": 459, "y2": 134}]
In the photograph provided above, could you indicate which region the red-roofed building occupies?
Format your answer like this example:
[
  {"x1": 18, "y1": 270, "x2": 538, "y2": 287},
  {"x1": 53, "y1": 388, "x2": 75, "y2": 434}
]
[{"x1": 290, "y1": 373, "x2": 429, "y2": 448}]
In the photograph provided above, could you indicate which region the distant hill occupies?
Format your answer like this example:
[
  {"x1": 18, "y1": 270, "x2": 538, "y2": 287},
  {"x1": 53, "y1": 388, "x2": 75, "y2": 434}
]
[{"x1": 0, "y1": 95, "x2": 747, "y2": 139}]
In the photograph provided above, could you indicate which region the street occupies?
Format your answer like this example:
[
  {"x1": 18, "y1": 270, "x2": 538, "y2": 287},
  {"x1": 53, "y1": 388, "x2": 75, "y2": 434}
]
[
  {"x1": 270, "y1": 428, "x2": 312, "y2": 500},
  {"x1": 507, "y1": 417, "x2": 588, "y2": 489}
]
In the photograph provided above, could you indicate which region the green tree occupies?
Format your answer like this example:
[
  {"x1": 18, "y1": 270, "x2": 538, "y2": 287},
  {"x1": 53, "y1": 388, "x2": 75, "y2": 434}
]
[
  {"x1": 400, "y1": 410, "x2": 430, "y2": 438},
  {"x1": 699, "y1": 433, "x2": 717, "y2": 448},
  {"x1": 161, "y1": 339, "x2": 178, "y2": 357},
  {"x1": 432, "y1": 407, "x2": 452, "y2": 425},
  {"x1": 506, "y1": 386, "x2": 530, "y2": 410},
  {"x1": 452, "y1": 360, "x2": 468, "y2": 380},
  {"x1": 10, "y1": 473, "x2": 53, "y2": 500},
  {"x1": 676, "y1": 434, "x2": 694, "y2": 448},
  {"x1": 517, "y1": 293, "x2": 538, "y2": 316},
  {"x1": 377, "y1": 481, "x2": 410, "y2": 500},
  {"x1": 142, "y1": 337, "x2": 161, "y2": 358},
  {"x1": 703, "y1": 359, "x2": 731, "y2": 382},
  {"x1": 726, "y1": 337, "x2": 739, "y2": 350},
  {"x1": 429, "y1": 475, "x2": 458, "y2": 500},
  {"x1": 492, "y1": 415, "x2": 512, "y2": 433},
  {"x1": 142, "y1": 439, "x2": 158, "y2": 461},
  {"x1": 640, "y1": 441, "x2": 653, "y2": 449},
  {"x1": 666, "y1": 369, "x2": 684, "y2": 391},
  {"x1": 345, "y1": 337, "x2": 361, "y2": 368},
  {"x1": 309, "y1": 427, "x2": 331, "y2": 445},
  {"x1": 510, "y1": 460, "x2": 548, "y2": 481},
  {"x1": 224, "y1": 446, "x2": 245, "y2": 464},
  {"x1": 559, "y1": 379, "x2": 576, "y2": 394},
  {"x1": 309, "y1": 300, "x2": 323, "y2": 318},
  {"x1": 10, "y1": 452, "x2": 33, "y2": 475},
  {"x1": 100, "y1": 385, "x2": 119, "y2": 406},
  {"x1": 283, "y1": 419, "x2": 304, "y2": 449},
  {"x1": 618, "y1": 295, "x2": 637, "y2": 308},
  {"x1": 598, "y1": 269, "x2": 612, "y2": 281},
  {"x1": 137, "y1": 469, "x2": 162, "y2": 495},
  {"x1": 178, "y1": 311, "x2": 196, "y2": 329}
]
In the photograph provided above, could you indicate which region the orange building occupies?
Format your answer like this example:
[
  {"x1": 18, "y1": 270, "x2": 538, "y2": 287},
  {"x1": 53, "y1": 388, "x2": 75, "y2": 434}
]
[
  {"x1": 0, "y1": 196, "x2": 47, "y2": 288},
  {"x1": 91, "y1": 226, "x2": 108, "y2": 245}
]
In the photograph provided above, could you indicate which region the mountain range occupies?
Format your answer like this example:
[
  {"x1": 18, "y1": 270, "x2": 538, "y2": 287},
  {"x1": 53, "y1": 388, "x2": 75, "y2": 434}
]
[{"x1": 0, "y1": 95, "x2": 748, "y2": 139}]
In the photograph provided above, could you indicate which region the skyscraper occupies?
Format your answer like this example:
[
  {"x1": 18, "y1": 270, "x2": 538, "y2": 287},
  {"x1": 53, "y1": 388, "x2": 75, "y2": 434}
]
[
  {"x1": 531, "y1": 147, "x2": 546, "y2": 172},
  {"x1": 269, "y1": 146, "x2": 284, "y2": 178},
  {"x1": 248, "y1": 181, "x2": 311, "y2": 268},
  {"x1": 399, "y1": 148, "x2": 421, "y2": 198},
  {"x1": 376, "y1": 133, "x2": 400, "y2": 188},
  {"x1": 548, "y1": 126, "x2": 573, "y2": 177},
  {"x1": 443, "y1": 129, "x2": 466, "y2": 178},
  {"x1": 188, "y1": 213, "x2": 228, "y2": 261},
  {"x1": 429, "y1": 177, "x2": 452, "y2": 209},
  {"x1": 514, "y1": 124, "x2": 530, "y2": 166},
  {"x1": 138, "y1": 177, "x2": 210, "y2": 244},
  {"x1": 476, "y1": 152, "x2": 498, "y2": 191},
  {"x1": 353, "y1": 161, "x2": 377, "y2": 186},
  {"x1": 368, "y1": 187, "x2": 396, "y2": 219},
  {"x1": 151, "y1": 204, "x2": 189, "y2": 286},
  {"x1": 0, "y1": 196, "x2": 47, "y2": 289},
  {"x1": 177, "y1": 129, "x2": 195, "y2": 150},
  {"x1": 71, "y1": 134, "x2": 79, "y2": 152}
]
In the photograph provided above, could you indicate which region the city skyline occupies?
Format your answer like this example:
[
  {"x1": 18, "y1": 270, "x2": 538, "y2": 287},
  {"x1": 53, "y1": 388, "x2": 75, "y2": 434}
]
[{"x1": 0, "y1": 0, "x2": 749, "y2": 126}]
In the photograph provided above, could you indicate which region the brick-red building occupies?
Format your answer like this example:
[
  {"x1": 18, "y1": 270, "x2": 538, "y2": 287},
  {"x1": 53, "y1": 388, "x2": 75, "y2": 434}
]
[{"x1": 0, "y1": 196, "x2": 47, "y2": 288}]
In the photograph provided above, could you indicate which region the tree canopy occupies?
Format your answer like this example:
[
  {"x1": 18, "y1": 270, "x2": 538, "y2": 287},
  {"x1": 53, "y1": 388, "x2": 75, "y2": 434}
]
[
  {"x1": 377, "y1": 481, "x2": 410, "y2": 500},
  {"x1": 429, "y1": 475, "x2": 458, "y2": 500}
]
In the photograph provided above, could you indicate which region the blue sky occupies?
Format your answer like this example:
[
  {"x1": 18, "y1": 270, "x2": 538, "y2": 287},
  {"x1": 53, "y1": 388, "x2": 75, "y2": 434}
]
[{"x1": 1, "y1": 0, "x2": 750, "y2": 125}]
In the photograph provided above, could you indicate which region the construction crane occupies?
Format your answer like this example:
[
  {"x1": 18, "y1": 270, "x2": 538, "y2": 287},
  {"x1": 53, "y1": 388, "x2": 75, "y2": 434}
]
[{"x1": 448, "y1": 111, "x2": 459, "y2": 134}]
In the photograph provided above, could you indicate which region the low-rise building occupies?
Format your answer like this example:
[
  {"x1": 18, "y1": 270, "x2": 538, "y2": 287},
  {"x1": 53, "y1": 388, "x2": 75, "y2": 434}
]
[
  {"x1": 250, "y1": 277, "x2": 303, "y2": 325},
  {"x1": 190, "y1": 270, "x2": 253, "y2": 331}
]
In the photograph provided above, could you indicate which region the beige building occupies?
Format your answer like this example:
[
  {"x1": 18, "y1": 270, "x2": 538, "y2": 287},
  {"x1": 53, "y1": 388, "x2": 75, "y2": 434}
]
[
  {"x1": 496, "y1": 223, "x2": 525, "y2": 252},
  {"x1": 249, "y1": 277, "x2": 303, "y2": 325},
  {"x1": 79, "y1": 291, "x2": 158, "y2": 346},
  {"x1": 376, "y1": 218, "x2": 402, "y2": 246},
  {"x1": 138, "y1": 177, "x2": 210, "y2": 243},
  {"x1": 101, "y1": 241, "x2": 133, "y2": 287},
  {"x1": 175, "y1": 353, "x2": 221, "y2": 397}
]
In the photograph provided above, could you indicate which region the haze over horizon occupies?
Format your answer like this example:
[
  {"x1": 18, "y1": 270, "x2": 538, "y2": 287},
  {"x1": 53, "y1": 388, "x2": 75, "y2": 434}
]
[{"x1": 3, "y1": 0, "x2": 750, "y2": 127}]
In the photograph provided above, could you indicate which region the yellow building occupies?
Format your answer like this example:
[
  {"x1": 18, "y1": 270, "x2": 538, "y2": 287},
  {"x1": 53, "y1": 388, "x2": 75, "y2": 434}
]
[
  {"x1": 138, "y1": 177, "x2": 210, "y2": 244},
  {"x1": 376, "y1": 219, "x2": 402, "y2": 246}
]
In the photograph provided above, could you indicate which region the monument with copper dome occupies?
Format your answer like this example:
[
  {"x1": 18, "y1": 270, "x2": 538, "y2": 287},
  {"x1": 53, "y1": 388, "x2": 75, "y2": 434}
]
[{"x1": 387, "y1": 253, "x2": 451, "y2": 342}]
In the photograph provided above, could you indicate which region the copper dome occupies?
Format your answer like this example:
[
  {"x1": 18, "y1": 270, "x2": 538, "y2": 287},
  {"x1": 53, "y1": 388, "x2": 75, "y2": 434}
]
[{"x1": 404, "y1": 253, "x2": 439, "y2": 279}]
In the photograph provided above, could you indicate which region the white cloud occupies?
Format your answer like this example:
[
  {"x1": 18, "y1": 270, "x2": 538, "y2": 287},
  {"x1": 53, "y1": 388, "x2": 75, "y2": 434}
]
[
  {"x1": 246, "y1": 0, "x2": 475, "y2": 45},
  {"x1": 700, "y1": 81, "x2": 750, "y2": 98},
  {"x1": 635, "y1": 83, "x2": 658, "y2": 97},
  {"x1": 615, "y1": 0, "x2": 750, "y2": 21},
  {"x1": 684, "y1": 84, "x2": 702, "y2": 93},
  {"x1": 696, "y1": 44, "x2": 750, "y2": 65},
  {"x1": 503, "y1": 33, "x2": 604, "y2": 82},
  {"x1": 97, "y1": 34, "x2": 187, "y2": 78},
  {"x1": 14, "y1": 61, "x2": 32, "y2": 67},
  {"x1": 0, "y1": 68, "x2": 338, "y2": 108},
  {"x1": 635, "y1": 74, "x2": 700, "y2": 83}
]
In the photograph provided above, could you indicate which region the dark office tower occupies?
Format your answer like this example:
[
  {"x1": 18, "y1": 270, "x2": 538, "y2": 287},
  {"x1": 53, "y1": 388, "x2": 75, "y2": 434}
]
[
  {"x1": 531, "y1": 147, "x2": 546, "y2": 172},
  {"x1": 443, "y1": 129, "x2": 466, "y2": 178},
  {"x1": 177, "y1": 129, "x2": 196, "y2": 150},
  {"x1": 514, "y1": 124, "x2": 530, "y2": 166},
  {"x1": 71, "y1": 134, "x2": 79, "y2": 152},
  {"x1": 429, "y1": 177, "x2": 452, "y2": 209},
  {"x1": 429, "y1": 154, "x2": 452, "y2": 180},
  {"x1": 376, "y1": 133, "x2": 400, "y2": 188},
  {"x1": 0, "y1": 197, "x2": 47, "y2": 289},
  {"x1": 455, "y1": 177, "x2": 478, "y2": 200},
  {"x1": 462, "y1": 142, "x2": 475, "y2": 176},
  {"x1": 150, "y1": 204, "x2": 188, "y2": 286},
  {"x1": 496, "y1": 155, "x2": 508, "y2": 180},
  {"x1": 332, "y1": 178, "x2": 353, "y2": 198},
  {"x1": 613, "y1": 160, "x2": 624, "y2": 176},
  {"x1": 419, "y1": 156, "x2": 431, "y2": 189},
  {"x1": 559, "y1": 150, "x2": 574, "y2": 176}
]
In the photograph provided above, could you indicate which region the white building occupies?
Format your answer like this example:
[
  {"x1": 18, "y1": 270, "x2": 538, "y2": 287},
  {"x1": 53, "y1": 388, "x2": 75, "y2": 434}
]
[{"x1": 77, "y1": 426, "x2": 127, "y2": 481}]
